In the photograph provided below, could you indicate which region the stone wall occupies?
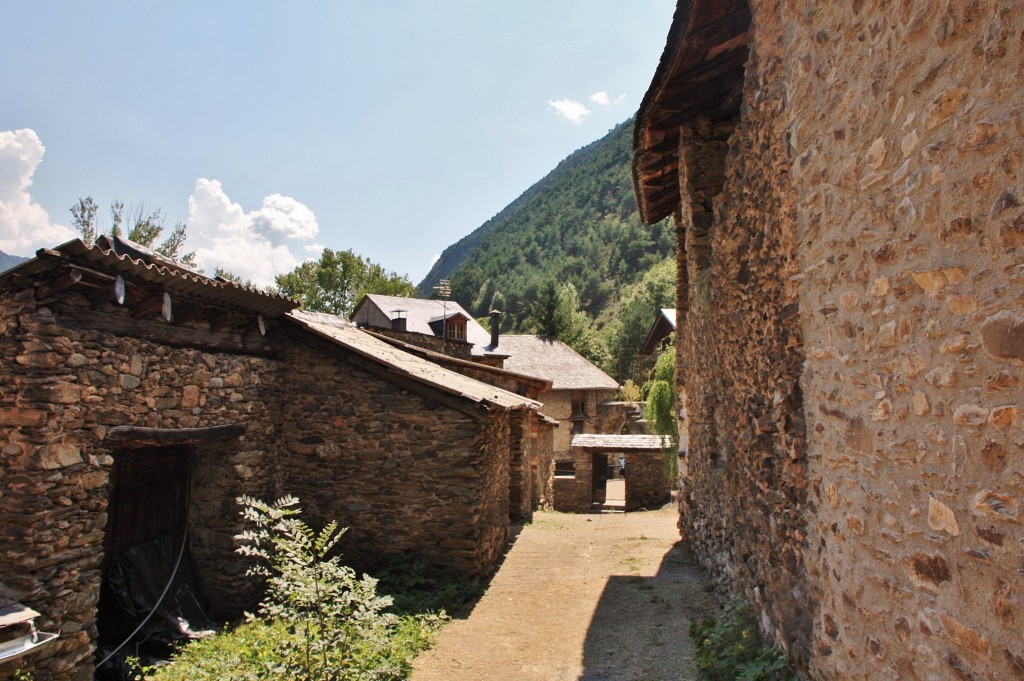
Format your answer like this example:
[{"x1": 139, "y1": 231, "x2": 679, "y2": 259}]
[
  {"x1": 783, "y1": 1, "x2": 1024, "y2": 679},
  {"x1": 277, "y1": 332, "x2": 514, "y2": 577},
  {"x1": 530, "y1": 419, "x2": 555, "y2": 510},
  {"x1": 624, "y1": 452, "x2": 670, "y2": 512},
  {"x1": 0, "y1": 289, "x2": 279, "y2": 681},
  {"x1": 669, "y1": 1, "x2": 1024, "y2": 679},
  {"x1": 368, "y1": 327, "x2": 475, "y2": 361},
  {"x1": 673, "y1": 0, "x2": 812, "y2": 664},
  {"x1": 508, "y1": 411, "x2": 532, "y2": 520},
  {"x1": 547, "y1": 389, "x2": 618, "y2": 456}
]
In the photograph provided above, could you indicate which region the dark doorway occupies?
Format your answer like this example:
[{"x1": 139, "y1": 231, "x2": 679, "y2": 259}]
[
  {"x1": 591, "y1": 453, "x2": 609, "y2": 505},
  {"x1": 97, "y1": 445, "x2": 209, "y2": 679},
  {"x1": 103, "y1": 445, "x2": 191, "y2": 563}
]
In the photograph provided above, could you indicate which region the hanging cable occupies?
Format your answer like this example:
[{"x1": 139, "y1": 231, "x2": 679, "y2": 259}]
[{"x1": 95, "y1": 524, "x2": 189, "y2": 670}]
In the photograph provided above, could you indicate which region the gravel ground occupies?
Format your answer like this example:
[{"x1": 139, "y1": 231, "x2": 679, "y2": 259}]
[{"x1": 411, "y1": 503, "x2": 717, "y2": 681}]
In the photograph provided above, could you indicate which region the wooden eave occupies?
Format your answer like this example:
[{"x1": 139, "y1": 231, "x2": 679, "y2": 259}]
[
  {"x1": 632, "y1": 0, "x2": 752, "y2": 225},
  {"x1": 0, "y1": 239, "x2": 298, "y2": 318}
]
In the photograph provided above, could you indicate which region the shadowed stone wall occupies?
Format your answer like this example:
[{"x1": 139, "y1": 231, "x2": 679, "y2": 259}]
[
  {"x1": 278, "y1": 333, "x2": 516, "y2": 578},
  {"x1": 0, "y1": 289, "x2": 279, "y2": 681},
  {"x1": 669, "y1": 1, "x2": 1024, "y2": 679}
]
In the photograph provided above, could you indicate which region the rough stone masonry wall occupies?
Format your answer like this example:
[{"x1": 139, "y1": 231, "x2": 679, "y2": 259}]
[
  {"x1": 0, "y1": 289, "x2": 279, "y2": 681},
  {"x1": 675, "y1": 0, "x2": 812, "y2": 666},
  {"x1": 278, "y1": 334, "x2": 512, "y2": 578},
  {"x1": 783, "y1": 1, "x2": 1024, "y2": 679},
  {"x1": 624, "y1": 451, "x2": 670, "y2": 512}
]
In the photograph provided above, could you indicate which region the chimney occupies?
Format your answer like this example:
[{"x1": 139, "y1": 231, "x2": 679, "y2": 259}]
[
  {"x1": 489, "y1": 309, "x2": 502, "y2": 348},
  {"x1": 390, "y1": 309, "x2": 407, "y2": 332}
]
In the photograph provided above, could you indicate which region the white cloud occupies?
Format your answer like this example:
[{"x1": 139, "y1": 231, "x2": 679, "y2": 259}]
[
  {"x1": 548, "y1": 99, "x2": 591, "y2": 124},
  {"x1": 429, "y1": 253, "x2": 440, "y2": 268},
  {"x1": 0, "y1": 129, "x2": 76, "y2": 254},
  {"x1": 187, "y1": 178, "x2": 320, "y2": 287},
  {"x1": 589, "y1": 91, "x2": 626, "y2": 107}
]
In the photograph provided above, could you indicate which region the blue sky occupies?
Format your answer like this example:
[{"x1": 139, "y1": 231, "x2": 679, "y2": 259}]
[{"x1": 1, "y1": 1, "x2": 675, "y2": 286}]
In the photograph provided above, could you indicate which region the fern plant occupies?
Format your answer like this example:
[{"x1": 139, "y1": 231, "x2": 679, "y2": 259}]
[{"x1": 236, "y1": 495, "x2": 404, "y2": 680}]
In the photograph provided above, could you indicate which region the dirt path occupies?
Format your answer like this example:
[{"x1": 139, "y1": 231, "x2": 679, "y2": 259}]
[{"x1": 411, "y1": 504, "x2": 717, "y2": 681}]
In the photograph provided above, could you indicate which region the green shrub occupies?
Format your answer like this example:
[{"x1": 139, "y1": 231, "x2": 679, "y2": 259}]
[
  {"x1": 372, "y1": 556, "x2": 484, "y2": 619},
  {"x1": 689, "y1": 599, "x2": 795, "y2": 681},
  {"x1": 617, "y1": 379, "x2": 643, "y2": 402},
  {"x1": 148, "y1": 496, "x2": 445, "y2": 681}
]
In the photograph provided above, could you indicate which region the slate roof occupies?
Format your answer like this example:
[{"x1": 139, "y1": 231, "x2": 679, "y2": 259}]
[
  {"x1": 571, "y1": 434, "x2": 673, "y2": 450},
  {"x1": 0, "y1": 237, "x2": 298, "y2": 317},
  {"x1": 288, "y1": 310, "x2": 539, "y2": 412},
  {"x1": 495, "y1": 336, "x2": 619, "y2": 391},
  {"x1": 639, "y1": 308, "x2": 677, "y2": 356},
  {"x1": 352, "y1": 294, "x2": 499, "y2": 356},
  {"x1": 633, "y1": 0, "x2": 752, "y2": 224}
]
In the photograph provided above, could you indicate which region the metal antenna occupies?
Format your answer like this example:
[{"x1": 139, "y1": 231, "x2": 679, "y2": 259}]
[{"x1": 433, "y1": 279, "x2": 452, "y2": 353}]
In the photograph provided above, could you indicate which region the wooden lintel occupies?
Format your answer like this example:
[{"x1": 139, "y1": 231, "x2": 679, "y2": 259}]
[
  {"x1": 106, "y1": 423, "x2": 247, "y2": 448},
  {"x1": 35, "y1": 268, "x2": 83, "y2": 300},
  {"x1": 57, "y1": 306, "x2": 275, "y2": 356}
]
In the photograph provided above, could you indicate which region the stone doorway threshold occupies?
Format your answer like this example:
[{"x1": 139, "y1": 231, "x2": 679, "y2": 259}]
[{"x1": 411, "y1": 503, "x2": 716, "y2": 681}]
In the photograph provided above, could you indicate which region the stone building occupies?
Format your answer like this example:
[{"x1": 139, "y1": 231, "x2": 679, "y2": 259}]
[
  {"x1": 350, "y1": 293, "x2": 505, "y2": 365},
  {"x1": 492, "y1": 335, "x2": 621, "y2": 511},
  {"x1": 633, "y1": 1, "x2": 1023, "y2": 680},
  {"x1": 352, "y1": 297, "x2": 625, "y2": 512},
  {"x1": 0, "y1": 237, "x2": 540, "y2": 680}
]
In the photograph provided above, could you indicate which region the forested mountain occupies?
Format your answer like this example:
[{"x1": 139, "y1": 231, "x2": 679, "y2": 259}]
[
  {"x1": 0, "y1": 251, "x2": 27, "y2": 272},
  {"x1": 418, "y1": 118, "x2": 674, "y2": 334}
]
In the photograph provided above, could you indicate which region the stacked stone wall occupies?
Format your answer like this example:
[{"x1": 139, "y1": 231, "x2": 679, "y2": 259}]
[
  {"x1": 0, "y1": 291, "x2": 279, "y2": 681},
  {"x1": 278, "y1": 335, "x2": 512, "y2": 577},
  {"x1": 672, "y1": 0, "x2": 1024, "y2": 678},
  {"x1": 781, "y1": 1, "x2": 1024, "y2": 678},
  {"x1": 624, "y1": 452, "x2": 670, "y2": 511},
  {"x1": 508, "y1": 411, "x2": 532, "y2": 520},
  {"x1": 674, "y1": 0, "x2": 812, "y2": 663}
]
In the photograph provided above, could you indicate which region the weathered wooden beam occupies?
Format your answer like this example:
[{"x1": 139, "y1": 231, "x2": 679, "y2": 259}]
[
  {"x1": 131, "y1": 293, "x2": 165, "y2": 319},
  {"x1": 105, "y1": 423, "x2": 247, "y2": 448},
  {"x1": 35, "y1": 268, "x2": 83, "y2": 300},
  {"x1": 57, "y1": 306, "x2": 274, "y2": 355}
]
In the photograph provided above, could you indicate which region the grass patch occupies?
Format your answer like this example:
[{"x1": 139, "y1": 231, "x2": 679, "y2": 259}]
[
  {"x1": 373, "y1": 556, "x2": 485, "y2": 619},
  {"x1": 689, "y1": 599, "x2": 795, "y2": 681}
]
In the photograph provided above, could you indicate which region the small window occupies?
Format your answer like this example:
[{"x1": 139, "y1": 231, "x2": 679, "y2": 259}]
[
  {"x1": 573, "y1": 420, "x2": 585, "y2": 435},
  {"x1": 554, "y1": 461, "x2": 576, "y2": 478},
  {"x1": 446, "y1": 319, "x2": 466, "y2": 340}
]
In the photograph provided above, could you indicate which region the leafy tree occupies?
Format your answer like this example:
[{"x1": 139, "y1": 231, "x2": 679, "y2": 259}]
[
  {"x1": 70, "y1": 196, "x2": 195, "y2": 265},
  {"x1": 526, "y1": 279, "x2": 604, "y2": 363},
  {"x1": 275, "y1": 248, "x2": 417, "y2": 316},
  {"x1": 604, "y1": 296, "x2": 654, "y2": 383},
  {"x1": 150, "y1": 496, "x2": 444, "y2": 681},
  {"x1": 529, "y1": 279, "x2": 566, "y2": 337},
  {"x1": 644, "y1": 336, "x2": 677, "y2": 438}
]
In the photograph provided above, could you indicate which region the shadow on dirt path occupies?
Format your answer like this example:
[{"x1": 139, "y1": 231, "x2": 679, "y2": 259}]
[{"x1": 411, "y1": 504, "x2": 717, "y2": 681}]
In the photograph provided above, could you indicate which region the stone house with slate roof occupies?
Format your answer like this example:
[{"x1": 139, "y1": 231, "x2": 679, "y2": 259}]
[
  {"x1": 491, "y1": 335, "x2": 620, "y2": 511},
  {"x1": 633, "y1": 1, "x2": 1024, "y2": 679},
  {"x1": 351, "y1": 293, "x2": 506, "y2": 366},
  {"x1": 0, "y1": 237, "x2": 540, "y2": 680}
]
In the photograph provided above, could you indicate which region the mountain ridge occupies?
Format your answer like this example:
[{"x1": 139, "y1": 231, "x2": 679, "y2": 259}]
[{"x1": 418, "y1": 118, "x2": 674, "y2": 331}]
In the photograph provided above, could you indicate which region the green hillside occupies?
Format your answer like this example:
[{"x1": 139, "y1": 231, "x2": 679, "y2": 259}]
[
  {"x1": 418, "y1": 118, "x2": 674, "y2": 333},
  {"x1": 0, "y1": 251, "x2": 28, "y2": 273}
]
